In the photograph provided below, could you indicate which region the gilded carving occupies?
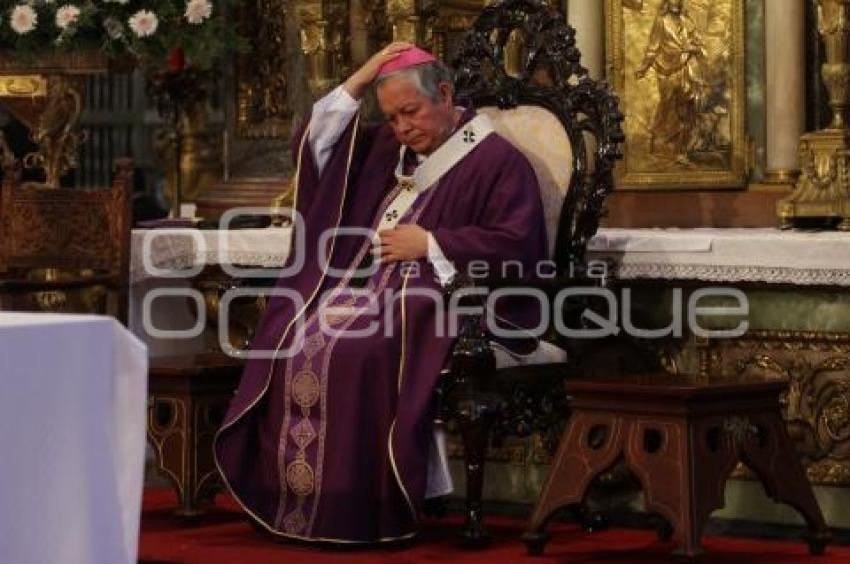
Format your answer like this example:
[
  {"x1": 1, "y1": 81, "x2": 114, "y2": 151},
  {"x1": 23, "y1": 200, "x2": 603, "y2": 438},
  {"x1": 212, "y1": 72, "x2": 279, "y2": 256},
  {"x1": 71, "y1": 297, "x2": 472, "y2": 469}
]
[
  {"x1": 193, "y1": 274, "x2": 269, "y2": 352},
  {"x1": 778, "y1": 0, "x2": 850, "y2": 229},
  {"x1": 386, "y1": 0, "x2": 423, "y2": 43},
  {"x1": 606, "y1": 0, "x2": 748, "y2": 189},
  {"x1": 147, "y1": 397, "x2": 189, "y2": 499},
  {"x1": 25, "y1": 76, "x2": 86, "y2": 187},
  {"x1": 297, "y1": 0, "x2": 350, "y2": 97},
  {"x1": 0, "y1": 52, "x2": 113, "y2": 187},
  {"x1": 235, "y1": 0, "x2": 292, "y2": 139},
  {"x1": 0, "y1": 76, "x2": 47, "y2": 97},
  {"x1": 701, "y1": 330, "x2": 850, "y2": 485},
  {"x1": 816, "y1": 0, "x2": 850, "y2": 130},
  {"x1": 361, "y1": 0, "x2": 484, "y2": 61}
]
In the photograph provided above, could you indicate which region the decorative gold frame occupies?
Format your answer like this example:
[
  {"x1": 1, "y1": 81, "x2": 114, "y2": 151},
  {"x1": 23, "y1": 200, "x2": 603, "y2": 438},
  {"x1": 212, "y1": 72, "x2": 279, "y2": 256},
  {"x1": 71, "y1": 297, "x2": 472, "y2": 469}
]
[{"x1": 605, "y1": 0, "x2": 748, "y2": 189}]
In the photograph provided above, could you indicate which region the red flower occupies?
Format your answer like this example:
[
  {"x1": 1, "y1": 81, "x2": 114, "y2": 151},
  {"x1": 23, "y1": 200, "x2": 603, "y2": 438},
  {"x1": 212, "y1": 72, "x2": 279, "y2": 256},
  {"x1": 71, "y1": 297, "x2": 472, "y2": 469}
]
[{"x1": 167, "y1": 47, "x2": 185, "y2": 73}]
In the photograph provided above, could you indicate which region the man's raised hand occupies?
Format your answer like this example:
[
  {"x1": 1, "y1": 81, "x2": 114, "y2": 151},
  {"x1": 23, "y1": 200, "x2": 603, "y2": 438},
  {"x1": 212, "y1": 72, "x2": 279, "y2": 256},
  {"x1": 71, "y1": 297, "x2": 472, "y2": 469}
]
[{"x1": 343, "y1": 42, "x2": 414, "y2": 100}]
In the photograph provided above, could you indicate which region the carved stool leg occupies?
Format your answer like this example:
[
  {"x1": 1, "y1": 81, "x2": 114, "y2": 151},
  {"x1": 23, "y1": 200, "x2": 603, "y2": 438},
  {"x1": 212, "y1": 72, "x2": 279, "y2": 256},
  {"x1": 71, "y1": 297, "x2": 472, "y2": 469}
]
[
  {"x1": 176, "y1": 393, "x2": 204, "y2": 519},
  {"x1": 148, "y1": 393, "x2": 203, "y2": 518},
  {"x1": 178, "y1": 396, "x2": 206, "y2": 518},
  {"x1": 524, "y1": 413, "x2": 625, "y2": 556},
  {"x1": 743, "y1": 411, "x2": 831, "y2": 555},
  {"x1": 627, "y1": 419, "x2": 711, "y2": 558}
]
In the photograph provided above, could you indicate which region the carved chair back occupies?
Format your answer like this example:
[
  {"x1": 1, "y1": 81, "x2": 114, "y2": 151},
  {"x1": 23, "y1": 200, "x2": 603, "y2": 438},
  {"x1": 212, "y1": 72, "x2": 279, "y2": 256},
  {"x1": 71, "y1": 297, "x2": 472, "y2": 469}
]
[
  {"x1": 0, "y1": 159, "x2": 134, "y2": 323},
  {"x1": 451, "y1": 0, "x2": 624, "y2": 272},
  {"x1": 432, "y1": 2, "x2": 625, "y2": 543}
]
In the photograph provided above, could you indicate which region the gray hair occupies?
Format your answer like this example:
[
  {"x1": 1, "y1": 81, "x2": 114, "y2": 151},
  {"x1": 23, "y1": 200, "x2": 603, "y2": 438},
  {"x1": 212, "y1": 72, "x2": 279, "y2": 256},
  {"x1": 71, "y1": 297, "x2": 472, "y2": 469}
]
[{"x1": 375, "y1": 61, "x2": 454, "y2": 103}]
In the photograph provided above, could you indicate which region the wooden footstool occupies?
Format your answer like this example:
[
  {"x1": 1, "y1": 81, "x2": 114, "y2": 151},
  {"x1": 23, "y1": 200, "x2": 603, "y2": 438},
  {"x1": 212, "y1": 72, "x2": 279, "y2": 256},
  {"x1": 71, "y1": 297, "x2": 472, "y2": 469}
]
[
  {"x1": 147, "y1": 353, "x2": 243, "y2": 517},
  {"x1": 523, "y1": 373, "x2": 831, "y2": 558}
]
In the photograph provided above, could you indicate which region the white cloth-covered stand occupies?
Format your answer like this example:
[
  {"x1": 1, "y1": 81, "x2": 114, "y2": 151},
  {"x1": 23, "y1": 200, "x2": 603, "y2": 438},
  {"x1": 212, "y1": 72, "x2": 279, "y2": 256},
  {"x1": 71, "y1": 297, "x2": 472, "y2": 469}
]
[
  {"x1": 587, "y1": 228, "x2": 850, "y2": 286},
  {"x1": 0, "y1": 313, "x2": 148, "y2": 564},
  {"x1": 130, "y1": 227, "x2": 293, "y2": 284}
]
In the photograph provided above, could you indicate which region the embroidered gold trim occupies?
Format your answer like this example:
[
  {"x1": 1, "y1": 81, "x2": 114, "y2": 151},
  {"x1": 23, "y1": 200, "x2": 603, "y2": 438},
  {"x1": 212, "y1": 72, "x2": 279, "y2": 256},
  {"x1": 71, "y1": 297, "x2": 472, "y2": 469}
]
[
  {"x1": 283, "y1": 508, "x2": 308, "y2": 534},
  {"x1": 289, "y1": 418, "x2": 317, "y2": 451},
  {"x1": 286, "y1": 459, "x2": 316, "y2": 497},
  {"x1": 215, "y1": 431, "x2": 418, "y2": 544},
  {"x1": 292, "y1": 369, "x2": 320, "y2": 409}
]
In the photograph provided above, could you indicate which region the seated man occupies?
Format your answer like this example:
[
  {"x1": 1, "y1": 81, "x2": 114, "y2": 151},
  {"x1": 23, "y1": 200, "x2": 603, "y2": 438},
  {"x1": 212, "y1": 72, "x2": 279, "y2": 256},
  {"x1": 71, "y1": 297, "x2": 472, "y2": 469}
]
[{"x1": 215, "y1": 43, "x2": 547, "y2": 543}]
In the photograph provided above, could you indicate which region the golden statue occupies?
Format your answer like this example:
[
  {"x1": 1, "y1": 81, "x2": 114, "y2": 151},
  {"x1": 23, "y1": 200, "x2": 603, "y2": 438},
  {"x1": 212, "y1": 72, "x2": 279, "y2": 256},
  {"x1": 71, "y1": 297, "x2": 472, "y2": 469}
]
[{"x1": 635, "y1": 0, "x2": 708, "y2": 165}]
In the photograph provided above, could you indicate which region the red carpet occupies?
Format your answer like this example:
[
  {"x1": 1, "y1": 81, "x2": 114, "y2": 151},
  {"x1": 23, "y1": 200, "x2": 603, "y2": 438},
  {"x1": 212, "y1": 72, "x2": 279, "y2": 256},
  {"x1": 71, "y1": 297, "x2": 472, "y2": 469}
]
[{"x1": 139, "y1": 489, "x2": 850, "y2": 563}]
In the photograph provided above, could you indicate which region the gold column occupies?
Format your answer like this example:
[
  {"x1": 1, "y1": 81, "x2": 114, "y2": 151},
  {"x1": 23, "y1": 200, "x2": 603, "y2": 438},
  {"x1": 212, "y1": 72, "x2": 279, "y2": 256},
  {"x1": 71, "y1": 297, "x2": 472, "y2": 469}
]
[
  {"x1": 568, "y1": 0, "x2": 605, "y2": 80},
  {"x1": 762, "y1": 0, "x2": 805, "y2": 188},
  {"x1": 778, "y1": 0, "x2": 850, "y2": 229}
]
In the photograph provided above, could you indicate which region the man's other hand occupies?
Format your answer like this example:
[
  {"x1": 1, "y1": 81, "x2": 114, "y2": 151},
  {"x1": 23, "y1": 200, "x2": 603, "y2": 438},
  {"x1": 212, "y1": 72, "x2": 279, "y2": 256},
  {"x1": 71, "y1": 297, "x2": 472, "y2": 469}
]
[{"x1": 376, "y1": 224, "x2": 428, "y2": 263}]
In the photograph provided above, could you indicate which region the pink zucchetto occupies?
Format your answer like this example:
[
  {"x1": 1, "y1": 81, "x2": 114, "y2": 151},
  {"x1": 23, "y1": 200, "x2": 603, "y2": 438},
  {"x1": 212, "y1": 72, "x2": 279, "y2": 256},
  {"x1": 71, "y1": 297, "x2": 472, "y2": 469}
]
[{"x1": 377, "y1": 46, "x2": 438, "y2": 77}]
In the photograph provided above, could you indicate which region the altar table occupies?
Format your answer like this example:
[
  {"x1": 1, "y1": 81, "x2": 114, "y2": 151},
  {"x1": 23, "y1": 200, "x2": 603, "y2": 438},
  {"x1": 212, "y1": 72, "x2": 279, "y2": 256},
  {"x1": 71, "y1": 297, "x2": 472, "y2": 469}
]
[{"x1": 0, "y1": 313, "x2": 148, "y2": 564}]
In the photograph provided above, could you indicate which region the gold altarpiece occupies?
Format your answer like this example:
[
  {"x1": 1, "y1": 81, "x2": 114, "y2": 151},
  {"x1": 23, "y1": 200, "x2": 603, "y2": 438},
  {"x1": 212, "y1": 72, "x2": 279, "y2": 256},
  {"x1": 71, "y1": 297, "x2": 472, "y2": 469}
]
[{"x1": 606, "y1": 0, "x2": 750, "y2": 190}]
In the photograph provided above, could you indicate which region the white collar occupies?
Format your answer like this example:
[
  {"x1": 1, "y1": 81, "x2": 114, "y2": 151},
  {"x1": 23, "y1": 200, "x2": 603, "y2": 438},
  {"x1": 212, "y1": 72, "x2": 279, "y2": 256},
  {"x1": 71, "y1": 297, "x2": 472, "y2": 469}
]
[{"x1": 393, "y1": 113, "x2": 495, "y2": 194}]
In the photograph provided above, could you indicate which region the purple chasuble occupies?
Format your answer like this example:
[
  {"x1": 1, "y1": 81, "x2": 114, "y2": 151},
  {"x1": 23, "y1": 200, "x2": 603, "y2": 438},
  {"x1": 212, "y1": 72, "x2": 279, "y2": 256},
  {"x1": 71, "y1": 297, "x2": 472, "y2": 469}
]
[{"x1": 214, "y1": 108, "x2": 547, "y2": 543}]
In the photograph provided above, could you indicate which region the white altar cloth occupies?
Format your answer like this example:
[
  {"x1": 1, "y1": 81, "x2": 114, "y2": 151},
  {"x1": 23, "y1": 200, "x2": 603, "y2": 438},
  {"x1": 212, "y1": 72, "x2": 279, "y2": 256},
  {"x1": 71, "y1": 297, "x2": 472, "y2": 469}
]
[
  {"x1": 130, "y1": 227, "x2": 293, "y2": 284},
  {"x1": 0, "y1": 313, "x2": 148, "y2": 564},
  {"x1": 588, "y1": 228, "x2": 850, "y2": 286}
]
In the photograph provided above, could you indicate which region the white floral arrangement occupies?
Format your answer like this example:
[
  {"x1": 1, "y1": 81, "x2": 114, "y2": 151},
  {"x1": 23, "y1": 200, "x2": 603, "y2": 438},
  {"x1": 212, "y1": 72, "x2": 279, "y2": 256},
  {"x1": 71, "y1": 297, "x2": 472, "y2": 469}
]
[{"x1": 1, "y1": 0, "x2": 242, "y2": 71}]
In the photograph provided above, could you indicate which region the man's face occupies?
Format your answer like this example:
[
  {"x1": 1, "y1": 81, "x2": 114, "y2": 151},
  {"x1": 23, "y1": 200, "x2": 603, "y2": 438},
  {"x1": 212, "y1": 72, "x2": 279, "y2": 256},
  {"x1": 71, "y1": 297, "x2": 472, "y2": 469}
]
[
  {"x1": 377, "y1": 76, "x2": 456, "y2": 155},
  {"x1": 669, "y1": 0, "x2": 683, "y2": 14}
]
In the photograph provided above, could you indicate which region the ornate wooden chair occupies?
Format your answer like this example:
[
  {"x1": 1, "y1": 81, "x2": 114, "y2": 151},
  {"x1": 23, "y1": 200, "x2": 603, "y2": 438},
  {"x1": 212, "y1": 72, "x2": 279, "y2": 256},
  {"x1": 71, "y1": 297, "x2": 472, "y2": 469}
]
[
  {"x1": 434, "y1": 0, "x2": 625, "y2": 544},
  {"x1": 0, "y1": 158, "x2": 133, "y2": 323}
]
